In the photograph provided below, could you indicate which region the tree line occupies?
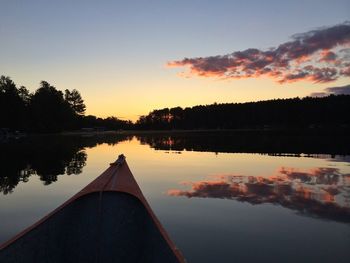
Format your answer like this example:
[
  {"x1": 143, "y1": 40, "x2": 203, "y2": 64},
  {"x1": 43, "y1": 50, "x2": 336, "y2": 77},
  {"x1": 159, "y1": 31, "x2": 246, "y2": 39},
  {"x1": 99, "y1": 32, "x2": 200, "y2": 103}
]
[
  {"x1": 135, "y1": 95, "x2": 350, "y2": 130},
  {"x1": 2, "y1": 75, "x2": 350, "y2": 133},
  {"x1": 0, "y1": 75, "x2": 132, "y2": 132}
]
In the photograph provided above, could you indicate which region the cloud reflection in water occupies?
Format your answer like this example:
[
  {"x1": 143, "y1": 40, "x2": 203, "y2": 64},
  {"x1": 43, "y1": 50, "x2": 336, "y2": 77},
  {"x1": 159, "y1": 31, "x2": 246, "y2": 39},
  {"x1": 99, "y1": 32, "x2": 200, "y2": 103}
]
[{"x1": 168, "y1": 167, "x2": 350, "y2": 223}]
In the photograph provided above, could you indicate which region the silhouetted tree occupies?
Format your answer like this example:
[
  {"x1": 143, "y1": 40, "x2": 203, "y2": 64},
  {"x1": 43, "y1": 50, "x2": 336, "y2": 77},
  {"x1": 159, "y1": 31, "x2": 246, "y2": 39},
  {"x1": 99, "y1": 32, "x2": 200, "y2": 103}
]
[
  {"x1": 30, "y1": 81, "x2": 75, "y2": 132},
  {"x1": 18, "y1": 86, "x2": 31, "y2": 105},
  {"x1": 0, "y1": 76, "x2": 26, "y2": 129},
  {"x1": 65, "y1": 89, "x2": 86, "y2": 115}
]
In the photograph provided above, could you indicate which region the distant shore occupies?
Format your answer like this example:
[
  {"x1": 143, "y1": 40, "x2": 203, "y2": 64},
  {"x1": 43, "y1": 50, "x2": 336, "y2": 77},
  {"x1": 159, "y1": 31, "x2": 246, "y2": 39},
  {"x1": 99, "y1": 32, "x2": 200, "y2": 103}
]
[{"x1": 59, "y1": 127, "x2": 350, "y2": 136}]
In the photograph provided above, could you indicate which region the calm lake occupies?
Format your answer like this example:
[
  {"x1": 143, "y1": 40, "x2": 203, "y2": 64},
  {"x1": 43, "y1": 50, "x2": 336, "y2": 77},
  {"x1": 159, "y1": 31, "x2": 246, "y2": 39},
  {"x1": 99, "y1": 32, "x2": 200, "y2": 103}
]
[{"x1": 1, "y1": 132, "x2": 349, "y2": 263}]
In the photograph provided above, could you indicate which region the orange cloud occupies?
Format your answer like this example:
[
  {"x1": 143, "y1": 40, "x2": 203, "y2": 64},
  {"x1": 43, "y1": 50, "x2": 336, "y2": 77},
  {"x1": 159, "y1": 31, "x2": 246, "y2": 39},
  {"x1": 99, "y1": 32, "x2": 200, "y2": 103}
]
[
  {"x1": 167, "y1": 22, "x2": 350, "y2": 83},
  {"x1": 319, "y1": 50, "x2": 337, "y2": 63}
]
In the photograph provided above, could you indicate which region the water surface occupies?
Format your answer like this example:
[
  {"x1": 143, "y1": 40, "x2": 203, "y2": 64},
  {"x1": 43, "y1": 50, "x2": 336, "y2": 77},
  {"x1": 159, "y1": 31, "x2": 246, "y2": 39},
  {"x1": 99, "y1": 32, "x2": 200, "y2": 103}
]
[{"x1": 0, "y1": 132, "x2": 349, "y2": 263}]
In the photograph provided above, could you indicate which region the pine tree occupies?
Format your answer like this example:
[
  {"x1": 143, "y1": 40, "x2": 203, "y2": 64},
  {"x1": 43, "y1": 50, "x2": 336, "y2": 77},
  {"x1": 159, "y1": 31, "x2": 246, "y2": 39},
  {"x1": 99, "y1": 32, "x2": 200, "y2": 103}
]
[{"x1": 64, "y1": 89, "x2": 86, "y2": 115}]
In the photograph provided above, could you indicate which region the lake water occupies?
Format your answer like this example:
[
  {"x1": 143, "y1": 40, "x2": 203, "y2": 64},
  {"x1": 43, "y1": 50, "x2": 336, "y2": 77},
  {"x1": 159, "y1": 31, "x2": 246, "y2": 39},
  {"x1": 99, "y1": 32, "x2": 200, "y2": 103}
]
[{"x1": 0, "y1": 132, "x2": 349, "y2": 263}]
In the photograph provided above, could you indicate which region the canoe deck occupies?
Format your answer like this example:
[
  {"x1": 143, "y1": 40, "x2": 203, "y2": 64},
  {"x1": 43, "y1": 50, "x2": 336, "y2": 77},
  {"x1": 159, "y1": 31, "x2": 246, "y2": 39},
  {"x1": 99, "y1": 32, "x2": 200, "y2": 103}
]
[{"x1": 0, "y1": 155, "x2": 184, "y2": 263}]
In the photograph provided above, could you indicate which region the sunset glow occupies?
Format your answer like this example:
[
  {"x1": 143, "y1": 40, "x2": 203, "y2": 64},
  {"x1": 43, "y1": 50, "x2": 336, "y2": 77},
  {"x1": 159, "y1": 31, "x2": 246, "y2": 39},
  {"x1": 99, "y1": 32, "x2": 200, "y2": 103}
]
[{"x1": 1, "y1": 1, "x2": 349, "y2": 121}]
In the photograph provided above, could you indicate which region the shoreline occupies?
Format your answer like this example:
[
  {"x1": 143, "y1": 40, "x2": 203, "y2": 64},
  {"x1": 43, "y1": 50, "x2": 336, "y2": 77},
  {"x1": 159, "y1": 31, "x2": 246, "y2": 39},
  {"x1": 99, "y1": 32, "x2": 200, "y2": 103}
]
[{"x1": 2, "y1": 126, "x2": 350, "y2": 140}]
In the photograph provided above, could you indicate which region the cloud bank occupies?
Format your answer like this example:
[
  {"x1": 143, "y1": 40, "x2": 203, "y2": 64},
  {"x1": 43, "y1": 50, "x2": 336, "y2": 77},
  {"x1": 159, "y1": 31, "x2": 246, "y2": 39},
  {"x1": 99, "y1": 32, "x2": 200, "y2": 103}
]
[{"x1": 167, "y1": 22, "x2": 350, "y2": 83}]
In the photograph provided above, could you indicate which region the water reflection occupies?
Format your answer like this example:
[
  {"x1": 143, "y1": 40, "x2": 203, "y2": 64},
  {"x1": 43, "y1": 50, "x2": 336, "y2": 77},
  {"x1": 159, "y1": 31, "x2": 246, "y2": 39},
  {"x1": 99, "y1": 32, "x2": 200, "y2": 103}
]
[
  {"x1": 1, "y1": 132, "x2": 350, "y2": 196},
  {"x1": 136, "y1": 131, "x2": 350, "y2": 155},
  {"x1": 168, "y1": 167, "x2": 350, "y2": 223},
  {"x1": 0, "y1": 134, "x2": 131, "y2": 194}
]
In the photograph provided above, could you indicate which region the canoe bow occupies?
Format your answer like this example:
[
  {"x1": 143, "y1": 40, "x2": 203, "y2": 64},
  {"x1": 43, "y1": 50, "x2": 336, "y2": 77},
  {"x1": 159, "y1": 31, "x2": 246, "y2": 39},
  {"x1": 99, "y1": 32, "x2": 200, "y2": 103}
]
[{"x1": 0, "y1": 154, "x2": 185, "y2": 263}]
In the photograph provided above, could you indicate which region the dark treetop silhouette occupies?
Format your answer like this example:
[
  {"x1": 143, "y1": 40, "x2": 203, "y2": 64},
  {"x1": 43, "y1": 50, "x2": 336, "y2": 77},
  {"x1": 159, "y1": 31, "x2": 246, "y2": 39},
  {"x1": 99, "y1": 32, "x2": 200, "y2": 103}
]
[{"x1": 135, "y1": 95, "x2": 350, "y2": 130}]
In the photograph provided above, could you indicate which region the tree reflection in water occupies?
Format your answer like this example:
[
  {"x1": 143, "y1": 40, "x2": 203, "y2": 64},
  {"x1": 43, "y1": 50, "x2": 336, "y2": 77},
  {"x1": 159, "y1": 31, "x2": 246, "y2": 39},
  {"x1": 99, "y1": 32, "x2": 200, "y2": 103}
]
[
  {"x1": 136, "y1": 131, "x2": 350, "y2": 155},
  {"x1": 168, "y1": 167, "x2": 350, "y2": 223},
  {"x1": 0, "y1": 134, "x2": 131, "y2": 195}
]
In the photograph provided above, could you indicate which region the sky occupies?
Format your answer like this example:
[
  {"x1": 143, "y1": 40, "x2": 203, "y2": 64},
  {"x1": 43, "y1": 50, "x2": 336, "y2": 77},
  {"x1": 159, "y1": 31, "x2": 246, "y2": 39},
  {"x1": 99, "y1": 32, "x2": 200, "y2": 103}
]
[{"x1": 1, "y1": 0, "x2": 349, "y2": 121}]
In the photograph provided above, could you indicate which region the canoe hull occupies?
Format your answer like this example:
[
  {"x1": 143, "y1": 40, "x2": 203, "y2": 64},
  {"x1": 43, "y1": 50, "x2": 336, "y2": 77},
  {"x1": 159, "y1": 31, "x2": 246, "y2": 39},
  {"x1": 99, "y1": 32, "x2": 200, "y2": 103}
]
[
  {"x1": 0, "y1": 156, "x2": 185, "y2": 263},
  {"x1": 1, "y1": 192, "x2": 180, "y2": 263}
]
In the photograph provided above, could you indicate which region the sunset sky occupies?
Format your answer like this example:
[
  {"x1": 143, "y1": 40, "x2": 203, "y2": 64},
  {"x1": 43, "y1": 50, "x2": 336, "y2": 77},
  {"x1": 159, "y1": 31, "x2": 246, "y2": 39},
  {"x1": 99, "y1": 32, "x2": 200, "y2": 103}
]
[{"x1": 1, "y1": 0, "x2": 349, "y2": 121}]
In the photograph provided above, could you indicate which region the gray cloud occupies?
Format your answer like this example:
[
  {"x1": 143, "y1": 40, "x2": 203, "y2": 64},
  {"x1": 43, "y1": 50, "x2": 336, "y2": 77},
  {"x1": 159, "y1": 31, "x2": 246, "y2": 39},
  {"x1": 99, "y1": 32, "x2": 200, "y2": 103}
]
[{"x1": 310, "y1": 84, "x2": 350, "y2": 97}]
